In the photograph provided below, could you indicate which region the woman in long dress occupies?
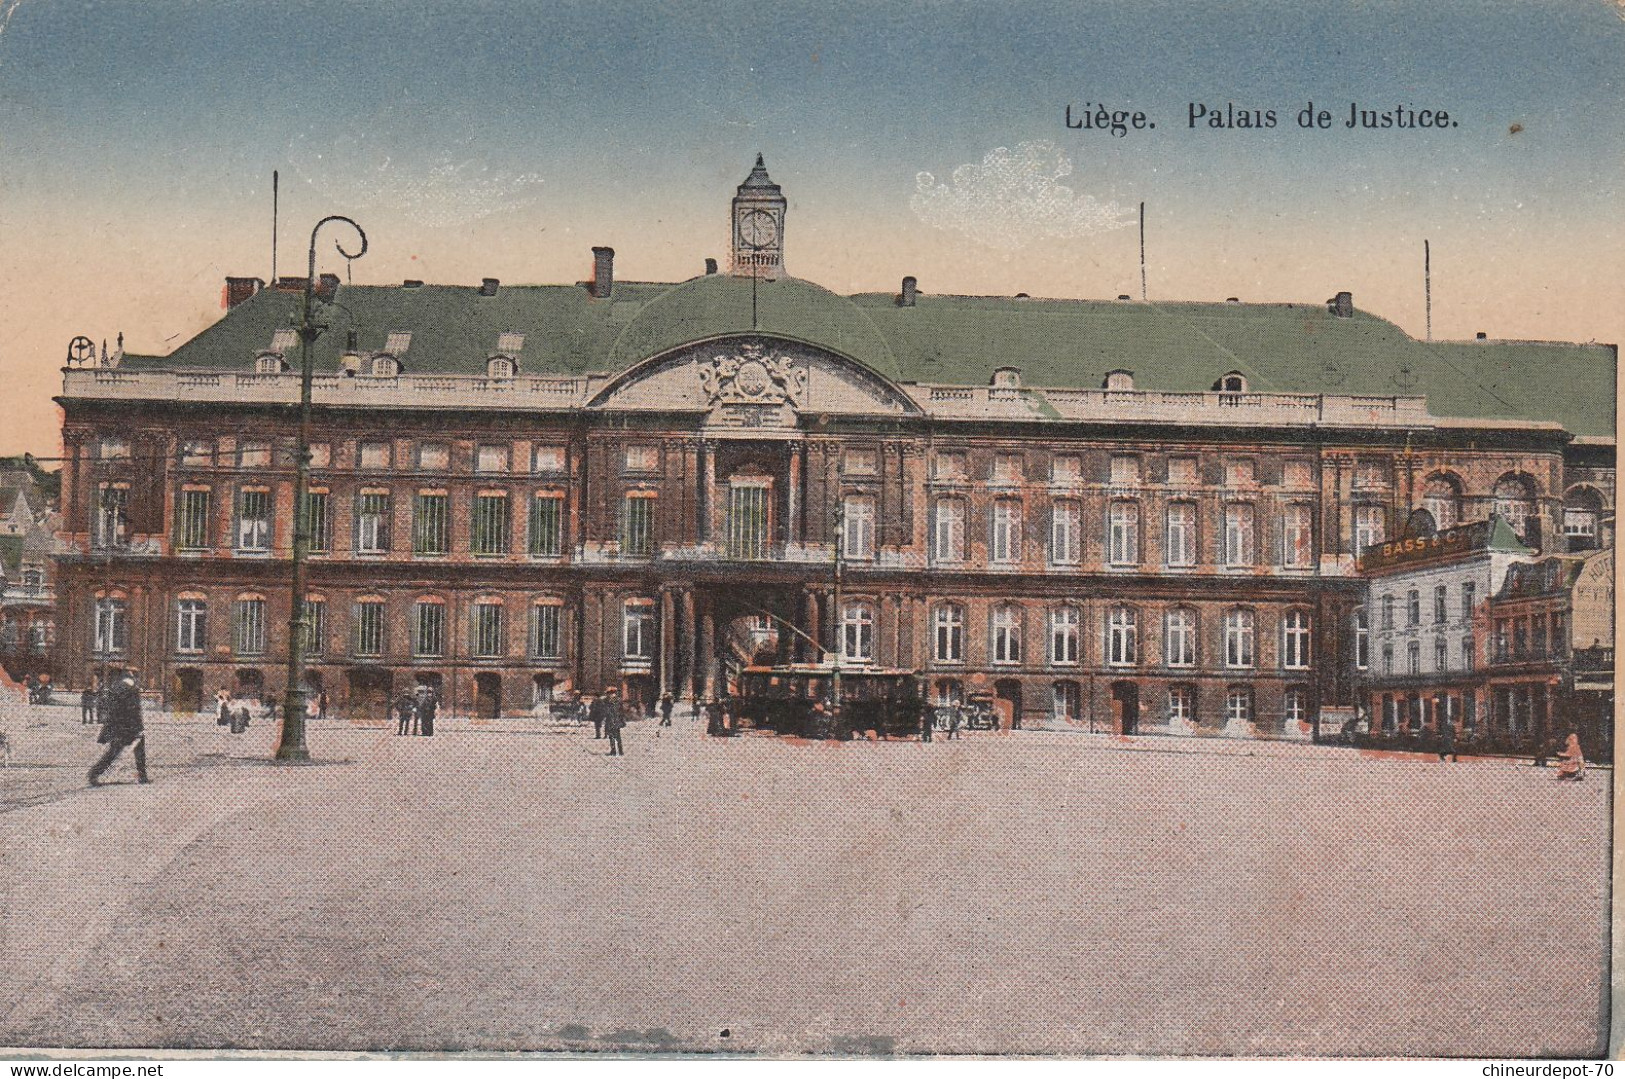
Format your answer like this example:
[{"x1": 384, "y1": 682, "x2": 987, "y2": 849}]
[{"x1": 1555, "y1": 732, "x2": 1586, "y2": 781}]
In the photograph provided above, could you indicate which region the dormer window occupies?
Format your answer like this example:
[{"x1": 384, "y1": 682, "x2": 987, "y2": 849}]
[
  {"x1": 1104, "y1": 369, "x2": 1135, "y2": 391},
  {"x1": 1215, "y1": 372, "x2": 1247, "y2": 393},
  {"x1": 369, "y1": 354, "x2": 400, "y2": 378},
  {"x1": 487, "y1": 356, "x2": 517, "y2": 380},
  {"x1": 991, "y1": 367, "x2": 1023, "y2": 388},
  {"x1": 254, "y1": 352, "x2": 285, "y2": 374}
]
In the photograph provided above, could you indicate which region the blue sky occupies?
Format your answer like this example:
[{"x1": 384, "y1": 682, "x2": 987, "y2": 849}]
[{"x1": 0, "y1": 0, "x2": 1620, "y2": 452}]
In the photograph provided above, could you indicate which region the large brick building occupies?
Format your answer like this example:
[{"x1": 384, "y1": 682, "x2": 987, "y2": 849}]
[{"x1": 51, "y1": 159, "x2": 1616, "y2": 735}]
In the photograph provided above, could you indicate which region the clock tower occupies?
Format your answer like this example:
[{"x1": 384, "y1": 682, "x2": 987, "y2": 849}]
[{"x1": 730, "y1": 154, "x2": 786, "y2": 279}]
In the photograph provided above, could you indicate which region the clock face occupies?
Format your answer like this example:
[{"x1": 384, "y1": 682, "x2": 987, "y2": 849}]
[{"x1": 739, "y1": 209, "x2": 779, "y2": 249}]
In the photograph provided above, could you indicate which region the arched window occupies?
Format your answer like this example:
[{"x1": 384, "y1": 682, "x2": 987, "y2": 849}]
[
  {"x1": 933, "y1": 604, "x2": 964, "y2": 664},
  {"x1": 1106, "y1": 606, "x2": 1137, "y2": 667},
  {"x1": 487, "y1": 356, "x2": 516, "y2": 380},
  {"x1": 1563, "y1": 486, "x2": 1605, "y2": 551},
  {"x1": 1282, "y1": 609, "x2": 1311, "y2": 670},
  {"x1": 1103, "y1": 370, "x2": 1134, "y2": 391},
  {"x1": 1493, "y1": 473, "x2": 1537, "y2": 540},
  {"x1": 841, "y1": 600, "x2": 874, "y2": 663},
  {"x1": 255, "y1": 352, "x2": 285, "y2": 374},
  {"x1": 369, "y1": 354, "x2": 399, "y2": 378},
  {"x1": 1224, "y1": 608, "x2": 1255, "y2": 668},
  {"x1": 1165, "y1": 607, "x2": 1197, "y2": 668},
  {"x1": 1215, "y1": 371, "x2": 1248, "y2": 394},
  {"x1": 1049, "y1": 605, "x2": 1080, "y2": 666},
  {"x1": 991, "y1": 605, "x2": 1022, "y2": 664},
  {"x1": 1223, "y1": 503, "x2": 1256, "y2": 566},
  {"x1": 990, "y1": 499, "x2": 1022, "y2": 564},
  {"x1": 1423, "y1": 473, "x2": 1463, "y2": 530}
]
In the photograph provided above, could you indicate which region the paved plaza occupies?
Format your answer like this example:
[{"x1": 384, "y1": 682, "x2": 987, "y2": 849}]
[{"x1": 0, "y1": 700, "x2": 1610, "y2": 1057}]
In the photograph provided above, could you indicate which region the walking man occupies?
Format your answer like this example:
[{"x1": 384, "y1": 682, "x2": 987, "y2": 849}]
[
  {"x1": 416, "y1": 684, "x2": 437, "y2": 737},
  {"x1": 589, "y1": 693, "x2": 606, "y2": 739},
  {"x1": 659, "y1": 692, "x2": 674, "y2": 727},
  {"x1": 81, "y1": 673, "x2": 100, "y2": 725},
  {"x1": 395, "y1": 692, "x2": 416, "y2": 736},
  {"x1": 604, "y1": 693, "x2": 627, "y2": 757},
  {"x1": 89, "y1": 668, "x2": 148, "y2": 786},
  {"x1": 1437, "y1": 715, "x2": 1458, "y2": 762}
]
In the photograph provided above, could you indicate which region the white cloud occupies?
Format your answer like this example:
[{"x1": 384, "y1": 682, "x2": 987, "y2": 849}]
[{"x1": 910, "y1": 141, "x2": 1134, "y2": 250}]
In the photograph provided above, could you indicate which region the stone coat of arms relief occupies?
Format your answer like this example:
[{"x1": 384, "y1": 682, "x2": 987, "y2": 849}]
[{"x1": 698, "y1": 343, "x2": 807, "y2": 409}]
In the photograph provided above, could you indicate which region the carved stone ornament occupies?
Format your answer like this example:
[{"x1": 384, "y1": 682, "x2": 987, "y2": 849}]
[{"x1": 699, "y1": 344, "x2": 807, "y2": 407}]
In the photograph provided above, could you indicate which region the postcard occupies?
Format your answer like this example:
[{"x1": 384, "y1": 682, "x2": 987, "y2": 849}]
[{"x1": 0, "y1": 0, "x2": 1617, "y2": 1059}]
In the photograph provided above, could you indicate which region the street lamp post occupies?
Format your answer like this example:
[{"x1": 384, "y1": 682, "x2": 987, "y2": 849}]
[
  {"x1": 276, "y1": 215, "x2": 367, "y2": 762},
  {"x1": 831, "y1": 500, "x2": 844, "y2": 721}
]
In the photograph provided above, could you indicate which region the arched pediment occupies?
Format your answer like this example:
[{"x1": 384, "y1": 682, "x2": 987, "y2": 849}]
[{"x1": 587, "y1": 334, "x2": 921, "y2": 428}]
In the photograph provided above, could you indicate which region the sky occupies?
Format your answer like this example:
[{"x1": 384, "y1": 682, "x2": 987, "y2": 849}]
[{"x1": 0, "y1": 0, "x2": 1621, "y2": 455}]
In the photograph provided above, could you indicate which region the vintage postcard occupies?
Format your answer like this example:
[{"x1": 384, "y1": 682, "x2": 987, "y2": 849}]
[{"x1": 0, "y1": 0, "x2": 1618, "y2": 1060}]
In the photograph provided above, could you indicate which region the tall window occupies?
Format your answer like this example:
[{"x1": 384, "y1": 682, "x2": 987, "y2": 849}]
[
  {"x1": 1223, "y1": 503, "x2": 1255, "y2": 566},
  {"x1": 530, "y1": 602, "x2": 563, "y2": 660},
  {"x1": 621, "y1": 493, "x2": 656, "y2": 558},
  {"x1": 1354, "y1": 505, "x2": 1386, "y2": 551},
  {"x1": 1106, "y1": 606, "x2": 1138, "y2": 666},
  {"x1": 1166, "y1": 502, "x2": 1196, "y2": 567},
  {"x1": 991, "y1": 499, "x2": 1022, "y2": 564},
  {"x1": 177, "y1": 488, "x2": 212, "y2": 550},
  {"x1": 1461, "y1": 636, "x2": 1475, "y2": 672},
  {"x1": 471, "y1": 601, "x2": 505, "y2": 658},
  {"x1": 528, "y1": 493, "x2": 564, "y2": 557},
  {"x1": 301, "y1": 597, "x2": 325, "y2": 657},
  {"x1": 1423, "y1": 475, "x2": 1461, "y2": 530},
  {"x1": 96, "y1": 483, "x2": 130, "y2": 548},
  {"x1": 1382, "y1": 644, "x2": 1394, "y2": 675},
  {"x1": 727, "y1": 483, "x2": 769, "y2": 560},
  {"x1": 93, "y1": 597, "x2": 128, "y2": 655},
  {"x1": 991, "y1": 605, "x2": 1022, "y2": 664},
  {"x1": 1406, "y1": 589, "x2": 1421, "y2": 626},
  {"x1": 1165, "y1": 607, "x2": 1197, "y2": 668},
  {"x1": 933, "y1": 604, "x2": 964, "y2": 664},
  {"x1": 1381, "y1": 594, "x2": 1395, "y2": 630},
  {"x1": 842, "y1": 495, "x2": 875, "y2": 560},
  {"x1": 1168, "y1": 685, "x2": 1195, "y2": 726},
  {"x1": 236, "y1": 489, "x2": 273, "y2": 552},
  {"x1": 1108, "y1": 501, "x2": 1140, "y2": 566},
  {"x1": 1435, "y1": 638, "x2": 1448, "y2": 672},
  {"x1": 1051, "y1": 500, "x2": 1081, "y2": 565},
  {"x1": 841, "y1": 601, "x2": 874, "y2": 663},
  {"x1": 233, "y1": 596, "x2": 267, "y2": 656},
  {"x1": 471, "y1": 492, "x2": 511, "y2": 555},
  {"x1": 1493, "y1": 475, "x2": 1536, "y2": 540},
  {"x1": 1224, "y1": 608, "x2": 1255, "y2": 668},
  {"x1": 1281, "y1": 504, "x2": 1313, "y2": 567},
  {"x1": 303, "y1": 489, "x2": 330, "y2": 553},
  {"x1": 1282, "y1": 610, "x2": 1311, "y2": 670},
  {"x1": 1049, "y1": 606, "x2": 1080, "y2": 666},
  {"x1": 356, "y1": 491, "x2": 391, "y2": 554},
  {"x1": 413, "y1": 600, "x2": 446, "y2": 658},
  {"x1": 354, "y1": 600, "x2": 386, "y2": 657},
  {"x1": 1226, "y1": 687, "x2": 1254, "y2": 726},
  {"x1": 623, "y1": 600, "x2": 656, "y2": 661},
  {"x1": 1434, "y1": 585, "x2": 1448, "y2": 624},
  {"x1": 1354, "y1": 608, "x2": 1369, "y2": 671},
  {"x1": 1285, "y1": 688, "x2": 1309, "y2": 729},
  {"x1": 933, "y1": 498, "x2": 966, "y2": 563},
  {"x1": 1407, "y1": 640, "x2": 1421, "y2": 675},
  {"x1": 176, "y1": 599, "x2": 207, "y2": 653},
  {"x1": 413, "y1": 492, "x2": 450, "y2": 555}
]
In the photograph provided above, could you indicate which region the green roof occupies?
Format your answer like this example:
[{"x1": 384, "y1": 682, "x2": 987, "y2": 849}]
[{"x1": 128, "y1": 274, "x2": 1616, "y2": 437}]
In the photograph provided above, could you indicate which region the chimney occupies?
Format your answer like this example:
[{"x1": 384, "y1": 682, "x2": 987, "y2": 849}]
[
  {"x1": 900, "y1": 276, "x2": 918, "y2": 307},
  {"x1": 225, "y1": 276, "x2": 264, "y2": 310},
  {"x1": 1328, "y1": 291, "x2": 1354, "y2": 318},
  {"x1": 705, "y1": 258, "x2": 718, "y2": 275},
  {"x1": 479, "y1": 277, "x2": 500, "y2": 297},
  {"x1": 591, "y1": 246, "x2": 615, "y2": 299},
  {"x1": 317, "y1": 273, "x2": 341, "y2": 301},
  {"x1": 402, "y1": 279, "x2": 424, "y2": 288},
  {"x1": 1476, "y1": 331, "x2": 1487, "y2": 341}
]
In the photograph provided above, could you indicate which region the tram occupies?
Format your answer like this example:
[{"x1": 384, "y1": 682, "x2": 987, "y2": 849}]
[{"x1": 729, "y1": 663, "x2": 927, "y2": 740}]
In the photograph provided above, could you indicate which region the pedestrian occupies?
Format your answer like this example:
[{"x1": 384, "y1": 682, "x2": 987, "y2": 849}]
[
  {"x1": 416, "y1": 685, "x2": 437, "y2": 737},
  {"x1": 948, "y1": 705, "x2": 962, "y2": 740},
  {"x1": 1437, "y1": 717, "x2": 1457, "y2": 762},
  {"x1": 215, "y1": 688, "x2": 232, "y2": 728},
  {"x1": 395, "y1": 692, "x2": 416, "y2": 736},
  {"x1": 317, "y1": 690, "x2": 329, "y2": 720},
  {"x1": 920, "y1": 703, "x2": 934, "y2": 743},
  {"x1": 604, "y1": 694, "x2": 627, "y2": 756},
  {"x1": 231, "y1": 703, "x2": 251, "y2": 734},
  {"x1": 589, "y1": 694, "x2": 606, "y2": 739},
  {"x1": 659, "y1": 691, "x2": 674, "y2": 727},
  {"x1": 89, "y1": 668, "x2": 148, "y2": 786},
  {"x1": 1556, "y1": 732, "x2": 1586, "y2": 781},
  {"x1": 81, "y1": 673, "x2": 101, "y2": 725},
  {"x1": 705, "y1": 697, "x2": 726, "y2": 737}
]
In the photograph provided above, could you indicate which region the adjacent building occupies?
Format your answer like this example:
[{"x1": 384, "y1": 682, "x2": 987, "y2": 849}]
[
  {"x1": 0, "y1": 461, "x2": 64, "y2": 680},
  {"x1": 50, "y1": 159, "x2": 1617, "y2": 736}
]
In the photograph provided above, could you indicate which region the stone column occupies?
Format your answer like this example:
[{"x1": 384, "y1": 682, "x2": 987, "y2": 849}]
[
  {"x1": 681, "y1": 588, "x2": 698, "y2": 700},
  {"x1": 700, "y1": 600, "x2": 716, "y2": 700},
  {"x1": 659, "y1": 587, "x2": 676, "y2": 697},
  {"x1": 789, "y1": 441, "x2": 804, "y2": 545},
  {"x1": 805, "y1": 588, "x2": 821, "y2": 662}
]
